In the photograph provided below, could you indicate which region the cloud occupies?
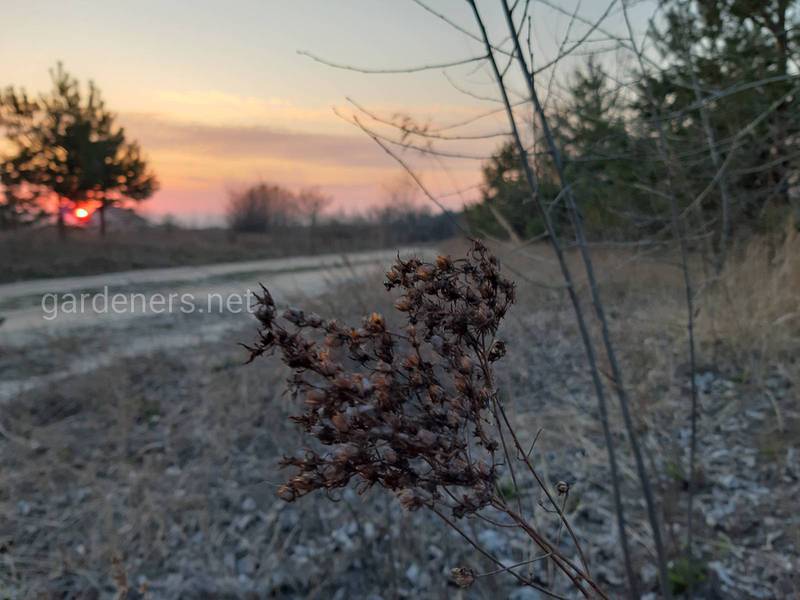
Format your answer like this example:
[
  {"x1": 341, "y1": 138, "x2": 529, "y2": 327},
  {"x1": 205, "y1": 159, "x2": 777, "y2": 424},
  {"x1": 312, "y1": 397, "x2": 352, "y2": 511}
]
[
  {"x1": 121, "y1": 113, "x2": 392, "y2": 170},
  {"x1": 149, "y1": 90, "x2": 335, "y2": 131},
  {"x1": 116, "y1": 108, "x2": 485, "y2": 218}
]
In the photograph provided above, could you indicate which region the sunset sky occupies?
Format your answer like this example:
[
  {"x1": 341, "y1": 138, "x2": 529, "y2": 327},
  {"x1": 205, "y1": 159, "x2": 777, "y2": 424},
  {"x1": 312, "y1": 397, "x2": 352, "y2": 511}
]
[{"x1": 1, "y1": 1, "x2": 656, "y2": 224}]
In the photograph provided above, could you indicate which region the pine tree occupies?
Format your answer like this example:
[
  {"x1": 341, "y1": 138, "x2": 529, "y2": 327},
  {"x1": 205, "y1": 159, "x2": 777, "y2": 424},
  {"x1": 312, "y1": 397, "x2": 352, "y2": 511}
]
[
  {"x1": 0, "y1": 64, "x2": 158, "y2": 236},
  {"x1": 555, "y1": 58, "x2": 666, "y2": 239},
  {"x1": 643, "y1": 0, "x2": 798, "y2": 233}
]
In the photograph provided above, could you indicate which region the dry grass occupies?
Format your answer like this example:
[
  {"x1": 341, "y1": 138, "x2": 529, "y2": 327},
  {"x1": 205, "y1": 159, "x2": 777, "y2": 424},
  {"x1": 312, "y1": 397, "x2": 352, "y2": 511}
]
[
  {"x1": 698, "y1": 222, "x2": 800, "y2": 382},
  {"x1": 1, "y1": 235, "x2": 797, "y2": 598},
  {"x1": 0, "y1": 346, "x2": 458, "y2": 597},
  {"x1": 0, "y1": 279, "x2": 503, "y2": 598},
  {"x1": 459, "y1": 235, "x2": 798, "y2": 582},
  {"x1": 476, "y1": 229, "x2": 799, "y2": 384},
  {"x1": 0, "y1": 225, "x2": 449, "y2": 283}
]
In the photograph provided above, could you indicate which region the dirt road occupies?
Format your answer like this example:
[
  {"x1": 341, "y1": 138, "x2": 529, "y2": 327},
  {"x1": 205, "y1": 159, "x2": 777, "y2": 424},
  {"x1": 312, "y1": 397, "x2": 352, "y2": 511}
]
[{"x1": 0, "y1": 247, "x2": 424, "y2": 402}]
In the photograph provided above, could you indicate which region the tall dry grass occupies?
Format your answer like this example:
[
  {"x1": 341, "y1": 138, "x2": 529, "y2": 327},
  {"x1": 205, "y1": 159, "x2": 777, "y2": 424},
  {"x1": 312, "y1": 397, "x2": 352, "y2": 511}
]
[
  {"x1": 481, "y1": 227, "x2": 798, "y2": 383},
  {"x1": 699, "y1": 221, "x2": 800, "y2": 382}
]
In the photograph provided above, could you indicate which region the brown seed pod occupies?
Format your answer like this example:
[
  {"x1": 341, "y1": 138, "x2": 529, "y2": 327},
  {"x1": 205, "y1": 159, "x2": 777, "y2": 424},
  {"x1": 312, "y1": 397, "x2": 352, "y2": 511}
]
[
  {"x1": 436, "y1": 255, "x2": 452, "y2": 271},
  {"x1": 382, "y1": 447, "x2": 399, "y2": 464},
  {"x1": 276, "y1": 485, "x2": 296, "y2": 502},
  {"x1": 394, "y1": 296, "x2": 412, "y2": 312},
  {"x1": 415, "y1": 264, "x2": 435, "y2": 281},
  {"x1": 451, "y1": 566, "x2": 475, "y2": 589},
  {"x1": 366, "y1": 312, "x2": 385, "y2": 331}
]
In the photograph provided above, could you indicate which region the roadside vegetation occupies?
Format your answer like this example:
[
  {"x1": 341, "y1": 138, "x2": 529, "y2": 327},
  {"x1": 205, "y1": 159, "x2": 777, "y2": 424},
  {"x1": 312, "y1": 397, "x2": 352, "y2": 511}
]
[
  {"x1": 0, "y1": 207, "x2": 455, "y2": 283},
  {"x1": 1, "y1": 0, "x2": 798, "y2": 598},
  {"x1": 1, "y1": 237, "x2": 796, "y2": 597}
]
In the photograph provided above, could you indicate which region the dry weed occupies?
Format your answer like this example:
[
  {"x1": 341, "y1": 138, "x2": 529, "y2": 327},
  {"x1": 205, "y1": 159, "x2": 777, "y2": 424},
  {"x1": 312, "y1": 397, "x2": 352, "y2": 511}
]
[{"x1": 699, "y1": 221, "x2": 800, "y2": 381}]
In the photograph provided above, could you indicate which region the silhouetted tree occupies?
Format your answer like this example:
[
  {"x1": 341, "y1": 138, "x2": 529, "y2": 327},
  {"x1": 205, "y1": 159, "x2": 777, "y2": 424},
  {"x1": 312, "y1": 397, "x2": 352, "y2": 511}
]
[
  {"x1": 227, "y1": 183, "x2": 295, "y2": 233},
  {"x1": 0, "y1": 63, "x2": 158, "y2": 236},
  {"x1": 295, "y1": 187, "x2": 332, "y2": 227},
  {"x1": 294, "y1": 187, "x2": 332, "y2": 252},
  {"x1": 0, "y1": 187, "x2": 47, "y2": 229}
]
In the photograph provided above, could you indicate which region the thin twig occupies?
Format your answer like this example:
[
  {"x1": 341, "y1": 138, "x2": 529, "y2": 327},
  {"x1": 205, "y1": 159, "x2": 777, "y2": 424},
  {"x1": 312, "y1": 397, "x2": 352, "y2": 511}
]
[
  {"x1": 467, "y1": 0, "x2": 638, "y2": 595},
  {"x1": 500, "y1": 3, "x2": 673, "y2": 597},
  {"x1": 298, "y1": 49, "x2": 487, "y2": 74}
]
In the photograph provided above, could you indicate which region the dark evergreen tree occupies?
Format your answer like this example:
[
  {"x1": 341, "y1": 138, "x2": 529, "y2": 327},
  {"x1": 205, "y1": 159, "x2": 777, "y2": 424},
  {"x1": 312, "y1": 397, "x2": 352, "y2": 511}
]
[
  {"x1": 468, "y1": 59, "x2": 667, "y2": 242},
  {"x1": 0, "y1": 64, "x2": 158, "y2": 235},
  {"x1": 643, "y1": 0, "x2": 799, "y2": 233},
  {"x1": 555, "y1": 58, "x2": 667, "y2": 238},
  {"x1": 465, "y1": 141, "x2": 562, "y2": 241}
]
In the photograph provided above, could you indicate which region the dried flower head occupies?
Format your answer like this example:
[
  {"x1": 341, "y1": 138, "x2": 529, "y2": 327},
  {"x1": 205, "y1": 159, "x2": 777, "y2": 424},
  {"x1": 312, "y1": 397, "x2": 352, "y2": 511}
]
[
  {"x1": 451, "y1": 566, "x2": 476, "y2": 588},
  {"x1": 244, "y1": 241, "x2": 515, "y2": 519}
]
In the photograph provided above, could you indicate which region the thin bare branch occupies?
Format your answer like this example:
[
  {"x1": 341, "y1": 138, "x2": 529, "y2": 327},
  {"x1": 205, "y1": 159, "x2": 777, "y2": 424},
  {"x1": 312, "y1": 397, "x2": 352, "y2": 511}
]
[
  {"x1": 499, "y1": 0, "x2": 675, "y2": 595},
  {"x1": 466, "y1": 1, "x2": 640, "y2": 595},
  {"x1": 297, "y1": 49, "x2": 487, "y2": 74}
]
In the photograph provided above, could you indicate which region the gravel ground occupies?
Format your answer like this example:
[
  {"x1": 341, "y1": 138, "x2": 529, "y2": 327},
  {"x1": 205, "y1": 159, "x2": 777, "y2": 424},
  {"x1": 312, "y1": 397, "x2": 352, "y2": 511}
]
[{"x1": 1, "y1": 249, "x2": 797, "y2": 599}]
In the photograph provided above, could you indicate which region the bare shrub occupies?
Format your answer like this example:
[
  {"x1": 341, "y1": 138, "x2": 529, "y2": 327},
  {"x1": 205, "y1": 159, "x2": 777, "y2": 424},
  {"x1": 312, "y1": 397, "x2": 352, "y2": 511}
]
[
  {"x1": 226, "y1": 183, "x2": 294, "y2": 233},
  {"x1": 294, "y1": 187, "x2": 332, "y2": 227},
  {"x1": 245, "y1": 241, "x2": 606, "y2": 597}
]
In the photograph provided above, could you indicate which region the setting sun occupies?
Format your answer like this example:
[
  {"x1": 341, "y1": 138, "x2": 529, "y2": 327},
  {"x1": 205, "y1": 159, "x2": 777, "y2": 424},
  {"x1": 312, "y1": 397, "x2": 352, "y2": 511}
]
[{"x1": 74, "y1": 207, "x2": 90, "y2": 219}]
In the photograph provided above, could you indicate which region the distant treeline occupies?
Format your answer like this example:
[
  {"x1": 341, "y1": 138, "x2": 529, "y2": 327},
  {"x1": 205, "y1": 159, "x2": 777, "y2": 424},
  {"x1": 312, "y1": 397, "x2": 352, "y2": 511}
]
[{"x1": 226, "y1": 181, "x2": 457, "y2": 247}]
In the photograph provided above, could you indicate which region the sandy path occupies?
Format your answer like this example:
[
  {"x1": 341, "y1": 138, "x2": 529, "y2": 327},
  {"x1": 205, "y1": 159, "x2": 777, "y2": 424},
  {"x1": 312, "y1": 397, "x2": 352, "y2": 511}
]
[{"x1": 0, "y1": 247, "x2": 426, "y2": 401}]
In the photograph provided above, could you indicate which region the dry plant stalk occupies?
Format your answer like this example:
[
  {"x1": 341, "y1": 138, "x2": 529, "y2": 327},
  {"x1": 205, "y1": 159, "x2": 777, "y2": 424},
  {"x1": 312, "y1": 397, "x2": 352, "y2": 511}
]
[
  {"x1": 244, "y1": 241, "x2": 606, "y2": 599},
  {"x1": 702, "y1": 221, "x2": 800, "y2": 376}
]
